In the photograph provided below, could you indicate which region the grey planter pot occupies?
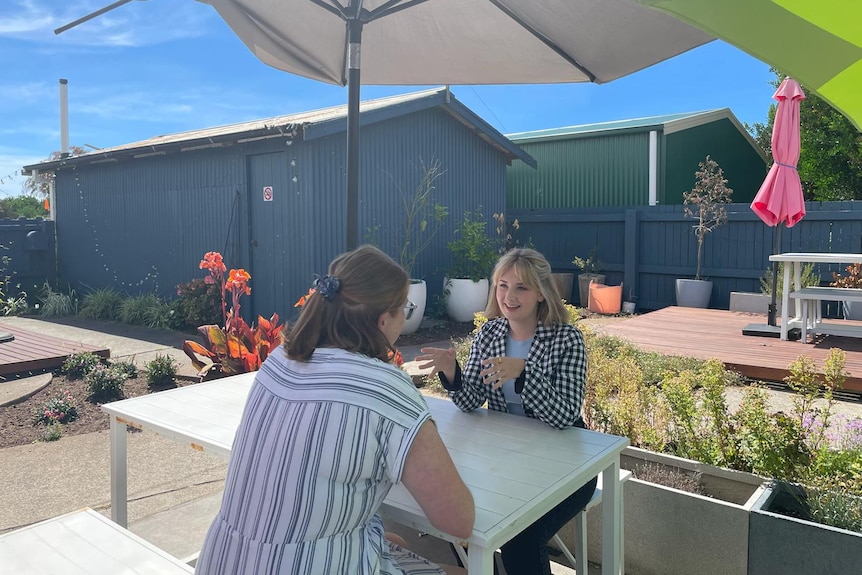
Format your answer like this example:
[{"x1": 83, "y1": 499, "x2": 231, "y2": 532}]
[
  {"x1": 675, "y1": 278, "x2": 713, "y2": 308},
  {"x1": 551, "y1": 272, "x2": 574, "y2": 303},
  {"x1": 577, "y1": 273, "x2": 605, "y2": 307},
  {"x1": 568, "y1": 447, "x2": 766, "y2": 575},
  {"x1": 749, "y1": 481, "x2": 862, "y2": 575},
  {"x1": 843, "y1": 300, "x2": 862, "y2": 320}
]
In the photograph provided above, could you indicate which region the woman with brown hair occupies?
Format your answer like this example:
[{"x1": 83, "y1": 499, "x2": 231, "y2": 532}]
[
  {"x1": 417, "y1": 247, "x2": 593, "y2": 575},
  {"x1": 197, "y1": 245, "x2": 473, "y2": 575}
]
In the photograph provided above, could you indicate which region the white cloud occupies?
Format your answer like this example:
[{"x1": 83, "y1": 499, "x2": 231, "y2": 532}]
[{"x1": 0, "y1": 0, "x2": 216, "y2": 46}]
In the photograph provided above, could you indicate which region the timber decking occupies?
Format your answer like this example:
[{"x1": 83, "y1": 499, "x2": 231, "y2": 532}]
[
  {"x1": 0, "y1": 323, "x2": 110, "y2": 376},
  {"x1": 595, "y1": 306, "x2": 862, "y2": 394}
]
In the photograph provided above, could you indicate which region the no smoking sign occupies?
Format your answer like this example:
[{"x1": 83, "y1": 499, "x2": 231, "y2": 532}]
[{"x1": 262, "y1": 186, "x2": 274, "y2": 202}]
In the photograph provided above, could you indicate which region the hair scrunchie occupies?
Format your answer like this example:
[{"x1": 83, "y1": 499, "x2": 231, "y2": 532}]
[{"x1": 314, "y1": 275, "x2": 341, "y2": 301}]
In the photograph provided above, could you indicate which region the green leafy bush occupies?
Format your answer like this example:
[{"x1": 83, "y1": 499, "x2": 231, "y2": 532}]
[
  {"x1": 79, "y1": 288, "x2": 123, "y2": 321},
  {"x1": 85, "y1": 364, "x2": 128, "y2": 400},
  {"x1": 446, "y1": 210, "x2": 498, "y2": 282},
  {"x1": 61, "y1": 352, "x2": 102, "y2": 379},
  {"x1": 43, "y1": 422, "x2": 62, "y2": 442},
  {"x1": 145, "y1": 354, "x2": 177, "y2": 388},
  {"x1": 110, "y1": 358, "x2": 138, "y2": 379},
  {"x1": 170, "y1": 278, "x2": 222, "y2": 331}
]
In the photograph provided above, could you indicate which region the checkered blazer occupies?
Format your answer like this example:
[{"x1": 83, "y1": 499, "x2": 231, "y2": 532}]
[{"x1": 441, "y1": 317, "x2": 587, "y2": 430}]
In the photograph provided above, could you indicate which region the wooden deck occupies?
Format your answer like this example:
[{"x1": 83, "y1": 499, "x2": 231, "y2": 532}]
[
  {"x1": 0, "y1": 323, "x2": 109, "y2": 376},
  {"x1": 594, "y1": 306, "x2": 862, "y2": 394}
]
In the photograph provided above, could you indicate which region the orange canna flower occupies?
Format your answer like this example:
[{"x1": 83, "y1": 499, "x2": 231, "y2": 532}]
[
  {"x1": 199, "y1": 251, "x2": 226, "y2": 273},
  {"x1": 226, "y1": 269, "x2": 252, "y2": 295}
]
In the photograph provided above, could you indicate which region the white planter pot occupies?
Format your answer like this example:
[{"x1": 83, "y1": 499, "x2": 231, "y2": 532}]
[
  {"x1": 400, "y1": 280, "x2": 426, "y2": 335},
  {"x1": 621, "y1": 301, "x2": 636, "y2": 314},
  {"x1": 444, "y1": 277, "x2": 489, "y2": 323},
  {"x1": 675, "y1": 278, "x2": 713, "y2": 308}
]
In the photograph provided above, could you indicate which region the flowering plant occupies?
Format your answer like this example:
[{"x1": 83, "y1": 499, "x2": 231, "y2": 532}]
[
  {"x1": 34, "y1": 390, "x2": 77, "y2": 425},
  {"x1": 183, "y1": 252, "x2": 283, "y2": 380}
]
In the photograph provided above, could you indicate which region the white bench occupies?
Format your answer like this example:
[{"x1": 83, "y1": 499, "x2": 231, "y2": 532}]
[
  {"x1": 0, "y1": 508, "x2": 194, "y2": 574},
  {"x1": 551, "y1": 469, "x2": 632, "y2": 575},
  {"x1": 789, "y1": 287, "x2": 862, "y2": 342}
]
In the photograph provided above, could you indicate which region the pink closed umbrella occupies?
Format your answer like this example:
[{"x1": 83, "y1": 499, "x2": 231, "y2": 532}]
[
  {"x1": 751, "y1": 77, "x2": 807, "y2": 227},
  {"x1": 751, "y1": 77, "x2": 806, "y2": 328}
]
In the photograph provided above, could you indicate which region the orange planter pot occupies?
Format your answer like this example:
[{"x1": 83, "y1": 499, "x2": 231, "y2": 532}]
[{"x1": 588, "y1": 281, "x2": 622, "y2": 314}]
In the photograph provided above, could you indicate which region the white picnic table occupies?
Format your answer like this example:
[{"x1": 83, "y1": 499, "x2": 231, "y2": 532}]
[
  {"x1": 770, "y1": 252, "x2": 862, "y2": 341},
  {"x1": 101, "y1": 373, "x2": 629, "y2": 575}
]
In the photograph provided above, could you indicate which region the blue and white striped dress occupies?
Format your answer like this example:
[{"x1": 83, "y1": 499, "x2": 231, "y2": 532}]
[{"x1": 196, "y1": 347, "x2": 445, "y2": 575}]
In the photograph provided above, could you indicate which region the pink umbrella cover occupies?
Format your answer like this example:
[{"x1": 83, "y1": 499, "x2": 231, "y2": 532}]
[{"x1": 750, "y1": 78, "x2": 806, "y2": 228}]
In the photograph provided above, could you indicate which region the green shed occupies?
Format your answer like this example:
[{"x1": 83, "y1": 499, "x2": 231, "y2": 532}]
[{"x1": 506, "y1": 109, "x2": 768, "y2": 209}]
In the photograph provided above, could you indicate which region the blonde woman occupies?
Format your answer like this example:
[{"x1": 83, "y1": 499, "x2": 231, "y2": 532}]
[
  {"x1": 417, "y1": 247, "x2": 593, "y2": 575},
  {"x1": 197, "y1": 245, "x2": 473, "y2": 575}
]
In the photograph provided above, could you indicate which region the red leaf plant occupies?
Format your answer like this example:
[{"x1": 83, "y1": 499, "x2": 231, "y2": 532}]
[{"x1": 183, "y1": 252, "x2": 283, "y2": 380}]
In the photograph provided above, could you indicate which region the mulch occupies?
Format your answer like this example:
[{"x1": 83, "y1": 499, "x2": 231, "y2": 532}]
[{"x1": 0, "y1": 319, "x2": 476, "y2": 450}]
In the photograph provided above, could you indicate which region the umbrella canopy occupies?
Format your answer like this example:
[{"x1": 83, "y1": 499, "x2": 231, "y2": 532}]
[
  {"x1": 198, "y1": 0, "x2": 712, "y2": 248},
  {"x1": 751, "y1": 77, "x2": 806, "y2": 228},
  {"x1": 57, "y1": 0, "x2": 712, "y2": 249},
  {"x1": 638, "y1": 0, "x2": 862, "y2": 130}
]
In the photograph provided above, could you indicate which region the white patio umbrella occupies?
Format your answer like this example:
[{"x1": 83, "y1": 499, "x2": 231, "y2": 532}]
[{"x1": 57, "y1": 0, "x2": 713, "y2": 249}]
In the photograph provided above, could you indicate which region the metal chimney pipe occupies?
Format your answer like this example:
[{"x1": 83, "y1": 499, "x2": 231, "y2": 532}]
[{"x1": 59, "y1": 79, "x2": 69, "y2": 158}]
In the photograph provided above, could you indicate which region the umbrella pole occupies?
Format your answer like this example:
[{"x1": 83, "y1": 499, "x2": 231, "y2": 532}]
[
  {"x1": 768, "y1": 226, "x2": 782, "y2": 326},
  {"x1": 345, "y1": 17, "x2": 363, "y2": 251}
]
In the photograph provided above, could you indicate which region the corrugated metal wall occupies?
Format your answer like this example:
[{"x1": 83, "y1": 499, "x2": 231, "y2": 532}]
[
  {"x1": 54, "y1": 106, "x2": 508, "y2": 322},
  {"x1": 510, "y1": 202, "x2": 862, "y2": 312},
  {"x1": 506, "y1": 132, "x2": 651, "y2": 209},
  {"x1": 663, "y1": 119, "x2": 767, "y2": 205}
]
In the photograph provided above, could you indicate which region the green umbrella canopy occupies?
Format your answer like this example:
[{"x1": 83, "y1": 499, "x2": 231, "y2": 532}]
[{"x1": 639, "y1": 0, "x2": 862, "y2": 130}]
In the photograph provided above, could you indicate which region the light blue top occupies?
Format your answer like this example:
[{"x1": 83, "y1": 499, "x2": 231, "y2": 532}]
[{"x1": 501, "y1": 335, "x2": 533, "y2": 416}]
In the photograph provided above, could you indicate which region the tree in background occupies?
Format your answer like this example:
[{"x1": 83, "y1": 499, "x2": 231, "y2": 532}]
[
  {"x1": 746, "y1": 70, "x2": 862, "y2": 201},
  {"x1": 23, "y1": 145, "x2": 87, "y2": 197},
  {"x1": 0, "y1": 196, "x2": 49, "y2": 219}
]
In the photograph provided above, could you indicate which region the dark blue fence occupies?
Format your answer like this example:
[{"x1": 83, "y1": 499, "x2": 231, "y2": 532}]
[
  {"x1": 510, "y1": 201, "x2": 862, "y2": 311},
  {"x1": 0, "y1": 218, "x2": 57, "y2": 303}
]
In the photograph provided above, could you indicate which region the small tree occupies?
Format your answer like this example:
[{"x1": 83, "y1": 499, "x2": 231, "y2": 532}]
[
  {"x1": 395, "y1": 158, "x2": 448, "y2": 278},
  {"x1": 683, "y1": 156, "x2": 733, "y2": 280}
]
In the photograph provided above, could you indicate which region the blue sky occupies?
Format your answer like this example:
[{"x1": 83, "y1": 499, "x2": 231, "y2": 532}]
[{"x1": 0, "y1": 0, "x2": 776, "y2": 197}]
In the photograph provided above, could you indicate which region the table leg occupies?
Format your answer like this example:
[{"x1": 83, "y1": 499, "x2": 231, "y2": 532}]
[
  {"x1": 466, "y1": 546, "x2": 494, "y2": 575},
  {"x1": 109, "y1": 416, "x2": 128, "y2": 527},
  {"x1": 780, "y1": 262, "x2": 792, "y2": 340},
  {"x1": 601, "y1": 459, "x2": 622, "y2": 575}
]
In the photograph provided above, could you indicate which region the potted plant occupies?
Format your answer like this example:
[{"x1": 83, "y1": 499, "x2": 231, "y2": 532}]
[
  {"x1": 830, "y1": 263, "x2": 862, "y2": 320},
  {"x1": 572, "y1": 247, "x2": 605, "y2": 308},
  {"x1": 393, "y1": 158, "x2": 448, "y2": 334},
  {"x1": 677, "y1": 155, "x2": 733, "y2": 308},
  {"x1": 445, "y1": 210, "x2": 497, "y2": 322},
  {"x1": 621, "y1": 288, "x2": 637, "y2": 314}
]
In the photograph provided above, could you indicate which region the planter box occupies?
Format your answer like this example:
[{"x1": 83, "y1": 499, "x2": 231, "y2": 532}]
[
  {"x1": 749, "y1": 481, "x2": 862, "y2": 574},
  {"x1": 558, "y1": 447, "x2": 766, "y2": 575},
  {"x1": 729, "y1": 291, "x2": 782, "y2": 315}
]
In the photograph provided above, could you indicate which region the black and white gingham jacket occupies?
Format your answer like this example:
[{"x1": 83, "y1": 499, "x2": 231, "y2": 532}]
[{"x1": 439, "y1": 317, "x2": 587, "y2": 429}]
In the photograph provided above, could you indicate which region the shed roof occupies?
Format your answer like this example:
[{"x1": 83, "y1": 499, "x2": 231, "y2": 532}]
[
  {"x1": 507, "y1": 109, "x2": 768, "y2": 163},
  {"x1": 24, "y1": 88, "x2": 534, "y2": 173}
]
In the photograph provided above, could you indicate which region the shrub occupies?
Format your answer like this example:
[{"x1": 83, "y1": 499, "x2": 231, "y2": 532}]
[
  {"x1": 43, "y1": 422, "x2": 63, "y2": 442},
  {"x1": 61, "y1": 352, "x2": 102, "y2": 379},
  {"x1": 79, "y1": 288, "x2": 123, "y2": 320},
  {"x1": 119, "y1": 294, "x2": 160, "y2": 325},
  {"x1": 632, "y1": 462, "x2": 705, "y2": 495},
  {"x1": 145, "y1": 354, "x2": 177, "y2": 388},
  {"x1": 33, "y1": 390, "x2": 78, "y2": 425},
  {"x1": 110, "y1": 358, "x2": 138, "y2": 379},
  {"x1": 171, "y1": 278, "x2": 222, "y2": 331},
  {"x1": 85, "y1": 364, "x2": 128, "y2": 400},
  {"x1": 39, "y1": 282, "x2": 77, "y2": 316}
]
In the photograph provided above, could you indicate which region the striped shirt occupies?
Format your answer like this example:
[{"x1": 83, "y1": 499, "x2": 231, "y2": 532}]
[{"x1": 196, "y1": 348, "x2": 443, "y2": 575}]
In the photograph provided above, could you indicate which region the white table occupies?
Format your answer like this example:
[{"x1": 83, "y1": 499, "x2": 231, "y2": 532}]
[
  {"x1": 102, "y1": 374, "x2": 629, "y2": 575},
  {"x1": 0, "y1": 508, "x2": 194, "y2": 574},
  {"x1": 770, "y1": 253, "x2": 862, "y2": 340}
]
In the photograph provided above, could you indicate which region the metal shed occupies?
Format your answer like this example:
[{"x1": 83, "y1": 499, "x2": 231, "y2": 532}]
[
  {"x1": 23, "y1": 88, "x2": 533, "y2": 321},
  {"x1": 505, "y1": 109, "x2": 768, "y2": 209}
]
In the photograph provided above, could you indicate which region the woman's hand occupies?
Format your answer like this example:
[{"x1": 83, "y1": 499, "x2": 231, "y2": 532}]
[
  {"x1": 480, "y1": 356, "x2": 525, "y2": 390},
  {"x1": 416, "y1": 346, "x2": 457, "y2": 383}
]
